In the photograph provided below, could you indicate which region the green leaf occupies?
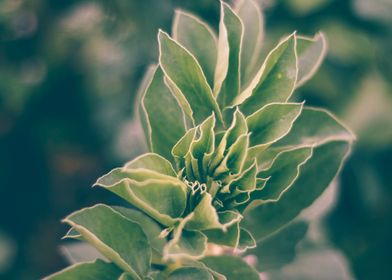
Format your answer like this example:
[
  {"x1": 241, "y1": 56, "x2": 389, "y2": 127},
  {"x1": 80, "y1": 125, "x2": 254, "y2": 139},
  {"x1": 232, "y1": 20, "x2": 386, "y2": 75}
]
[
  {"x1": 95, "y1": 174, "x2": 187, "y2": 226},
  {"x1": 202, "y1": 255, "x2": 259, "y2": 280},
  {"x1": 44, "y1": 259, "x2": 122, "y2": 280},
  {"x1": 60, "y1": 242, "x2": 105, "y2": 264},
  {"x1": 247, "y1": 102, "x2": 304, "y2": 148},
  {"x1": 243, "y1": 140, "x2": 352, "y2": 241},
  {"x1": 62, "y1": 205, "x2": 151, "y2": 279},
  {"x1": 236, "y1": 33, "x2": 298, "y2": 115},
  {"x1": 140, "y1": 66, "x2": 186, "y2": 160},
  {"x1": 185, "y1": 192, "x2": 221, "y2": 231},
  {"x1": 216, "y1": 1, "x2": 243, "y2": 108},
  {"x1": 167, "y1": 267, "x2": 214, "y2": 280},
  {"x1": 112, "y1": 207, "x2": 165, "y2": 263},
  {"x1": 249, "y1": 221, "x2": 308, "y2": 271},
  {"x1": 164, "y1": 214, "x2": 207, "y2": 260},
  {"x1": 124, "y1": 153, "x2": 177, "y2": 177},
  {"x1": 172, "y1": 127, "x2": 197, "y2": 171},
  {"x1": 296, "y1": 32, "x2": 327, "y2": 87},
  {"x1": 173, "y1": 11, "x2": 217, "y2": 88},
  {"x1": 158, "y1": 30, "x2": 222, "y2": 125},
  {"x1": 235, "y1": 0, "x2": 264, "y2": 87},
  {"x1": 238, "y1": 227, "x2": 257, "y2": 251},
  {"x1": 253, "y1": 146, "x2": 313, "y2": 201}
]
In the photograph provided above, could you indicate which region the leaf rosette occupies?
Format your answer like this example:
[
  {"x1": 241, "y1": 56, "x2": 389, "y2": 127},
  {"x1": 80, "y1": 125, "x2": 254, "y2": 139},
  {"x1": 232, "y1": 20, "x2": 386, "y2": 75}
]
[{"x1": 46, "y1": 1, "x2": 355, "y2": 279}]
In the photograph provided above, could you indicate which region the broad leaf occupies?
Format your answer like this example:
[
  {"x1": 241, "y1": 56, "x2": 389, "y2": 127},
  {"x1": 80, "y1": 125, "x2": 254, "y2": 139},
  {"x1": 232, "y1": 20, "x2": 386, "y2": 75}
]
[
  {"x1": 296, "y1": 32, "x2": 327, "y2": 87},
  {"x1": 63, "y1": 205, "x2": 151, "y2": 279},
  {"x1": 158, "y1": 30, "x2": 222, "y2": 124},
  {"x1": 235, "y1": 0, "x2": 264, "y2": 87},
  {"x1": 249, "y1": 221, "x2": 308, "y2": 271},
  {"x1": 124, "y1": 153, "x2": 176, "y2": 177},
  {"x1": 243, "y1": 140, "x2": 352, "y2": 241},
  {"x1": 202, "y1": 255, "x2": 259, "y2": 280},
  {"x1": 140, "y1": 66, "x2": 186, "y2": 160},
  {"x1": 167, "y1": 267, "x2": 214, "y2": 280},
  {"x1": 95, "y1": 174, "x2": 187, "y2": 226},
  {"x1": 44, "y1": 259, "x2": 122, "y2": 280},
  {"x1": 216, "y1": 1, "x2": 243, "y2": 108},
  {"x1": 247, "y1": 102, "x2": 303, "y2": 147},
  {"x1": 173, "y1": 11, "x2": 217, "y2": 88},
  {"x1": 236, "y1": 33, "x2": 298, "y2": 115}
]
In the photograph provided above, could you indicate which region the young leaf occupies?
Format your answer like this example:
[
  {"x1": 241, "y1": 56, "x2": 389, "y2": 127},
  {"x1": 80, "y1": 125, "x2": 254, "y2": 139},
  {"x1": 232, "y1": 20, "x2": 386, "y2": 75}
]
[
  {"x1": 296, "y1": 32, "x2": 327, "y2": 87},
  {"x1": 235, "y1": 0, "x2": 264, "y2": 87},
  {"x1": 201, "y1": 255, "x2": 259, "y2": 280},
  {"x1": 216, "y1": 1, "x2": 243, "y2": 108},
  {"x1": 243, "y1": 140, "x2": 352, "y2": 241},
  {"x1": 236, "y1": 33, "x2": 298, "y2": 115},
  {"x1": 141, "y1": 66, "x2": 186, "y2": 161},
  {"x1": 124, "y1": 153, "x2": 177, "y2": 177},
  {"x1": 44, "y1": 259, "x2": 122, "y2": 280},
  {"x1": 173, "y1": 11, "x2": 217, "y2": 88},
  {"x1": 63, "y1": 205, "x2": 151, "y2": 279},
  {"x1": 158, "y1": 30, "x2": 222, "y2": 125}
]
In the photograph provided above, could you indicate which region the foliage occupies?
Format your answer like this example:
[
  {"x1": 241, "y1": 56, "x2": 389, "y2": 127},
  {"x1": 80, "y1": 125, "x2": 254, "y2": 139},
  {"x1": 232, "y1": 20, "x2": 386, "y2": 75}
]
[{"x1": 45, "y1": 0, "x2": 354, "y2": 279}]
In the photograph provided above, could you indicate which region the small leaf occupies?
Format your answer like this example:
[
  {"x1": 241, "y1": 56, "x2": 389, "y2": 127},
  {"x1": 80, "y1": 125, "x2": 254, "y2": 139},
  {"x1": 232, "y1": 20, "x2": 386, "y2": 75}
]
[
  {"x1": 167, "y1": 267, "x2": 214, "y2": 280},
  {"x1": 238, "y1": 227, "x2": 257, "y2": 251},
  {"x1": 140, "y1": 66, "x2": 186, "y2": 160},
  {"x1": 243, "y1": 140, "x2": 352, "y2": 241},
  {"x1": 247, "y1": 102, "x2": 303, "y2": 148},
  {"x1": 216, "y1": 1, "x2": 243, "y2": 108},
  {"x1": 173, "y1": 11, "x2": 217, "y2": 88},
  {"x1": 296, "y1": 32, "x2": 327, "y2": 87},
  {"x1": 202, "y1": 255, "x2": 259, "y2": 280},
  {"x1": 44, "y1": 259, "x2": 122, "y2": 280},
  {"x1": 235, "y1": 0, "x2": 264, "y2": 87},
  {"x1": 63, "y1": 205, "x2": 151, "y2": 279},
  {"x1": 253, "y1": 146, "x2": 313, "y2": 201},
  {"x1": 236, "y1": 33, "x2": 298, "y2": 115},
  {"x1": 249, "y1": 221, "x2": 308, "y2": 271},
  {"x1": 124, "y1": 153, "x2": 177, "y2": 177},
  {"x1": 172, "y1": 127, "x2": 197, "y2": 171},
  {"x1": 185, "y1": 192, "x2": 221, "y2": 231},
  {"x1": 158, "y1": 30, "x2": 222, "y2": 125}
]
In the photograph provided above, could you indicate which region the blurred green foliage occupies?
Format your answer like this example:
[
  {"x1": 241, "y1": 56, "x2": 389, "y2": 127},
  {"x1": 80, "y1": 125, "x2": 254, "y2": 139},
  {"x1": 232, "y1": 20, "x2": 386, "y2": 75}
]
[{"x1": 0, "y1": 0, "x2": 391, "y2": 279}]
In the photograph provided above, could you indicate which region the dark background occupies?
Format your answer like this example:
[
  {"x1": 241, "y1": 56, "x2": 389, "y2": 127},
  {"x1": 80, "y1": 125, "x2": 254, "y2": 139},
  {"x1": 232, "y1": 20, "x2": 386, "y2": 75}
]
[{"x1": 0, "y1": 0, "x2": 391, "y2": 279}]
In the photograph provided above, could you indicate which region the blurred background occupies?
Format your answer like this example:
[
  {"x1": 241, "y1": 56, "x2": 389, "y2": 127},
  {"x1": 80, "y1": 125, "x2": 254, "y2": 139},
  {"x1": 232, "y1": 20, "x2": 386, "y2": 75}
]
[{"x1": 0, "y1": 0, "x2": 391, "y2": 279}]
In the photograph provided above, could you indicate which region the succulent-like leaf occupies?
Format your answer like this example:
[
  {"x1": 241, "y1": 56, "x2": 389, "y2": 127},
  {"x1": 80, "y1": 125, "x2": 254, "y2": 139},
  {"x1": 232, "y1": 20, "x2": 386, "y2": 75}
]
[
  {"x1": 202, "y1": 255, "x2": 260, "y2": 280},
  {"x1": 62, "y1": 205, "x2": 151, "y2": 279},
  {"x1": 140, "y1": 66, "x2": 186, "y2": 161},
  {"x1": 173, "y1": 11, "x2": 217, "y2": 88},
  {"x1": 44, "y1": 259, "x2": 122, "y2": 280},
  {"x1": 296, "y1": 33, "x2": 327, "y2": 87},
  {"x1": 124, "y1": 153, "x2": 177, "y2": 177},
  {"x1": 158, "y1": 30, "x2": 223, "y2": 125},
  {"x1": 215, "y1": 1, "x2": 243, "y2": 108},
  {"x1": 235, "y1": 33, "x2": 298, "y2": 115}
]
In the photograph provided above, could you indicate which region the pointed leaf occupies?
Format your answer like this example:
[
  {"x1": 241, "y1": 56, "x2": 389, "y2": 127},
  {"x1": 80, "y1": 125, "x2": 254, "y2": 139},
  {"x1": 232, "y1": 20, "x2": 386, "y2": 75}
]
[
  {"x1": 243, "y1": 140, "x2": 352, "y2": 241},
  {"x1": 296, "y1": 32, "x2": 327, "y2": 87},
  {"x1": 235, "y1": 0, "x2": 264, "y2": 87},
  {"x1": 124, "y1": 153, "x2": 176, "y2": 177},
  {"x1": 63, "y1": 205, "x2": 150, "y2": 279},
  {"x1": 141, "y1": 66, "x2": 186, "y2": 160},
  {"x1": 236, "y1": 33, "x2": 298, "y2": 115},
  {"x1": 44, "y1": 259, "x2": 122, "y2": 280},
  {"x1": 202, "y1": 255, "x2": 259, "y2": 280},
  {"x1": 247, "y1": 102, "x2": 303, "y2": 148},
  {"x1": 216, "y1": 1, "x2": 243, "y2": 108},
  {"x1": 158, "y1": 31, "x2": 222, "y2": 124},
  {"x1": 172, "y1": 127, "x2": 197, "y2": 171},
  {"x1": 185, "y1": 192, "x2": 221, "y2": 231},
  {"x1": 238, "y1": 227, "x2": 257, "y2": 251},
  {"x1": 173, "y1": 11, "x2": 217, "y2": 88},
  {"x1": 253, "y1": 146, "x2": 313, "y2": 201}
]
